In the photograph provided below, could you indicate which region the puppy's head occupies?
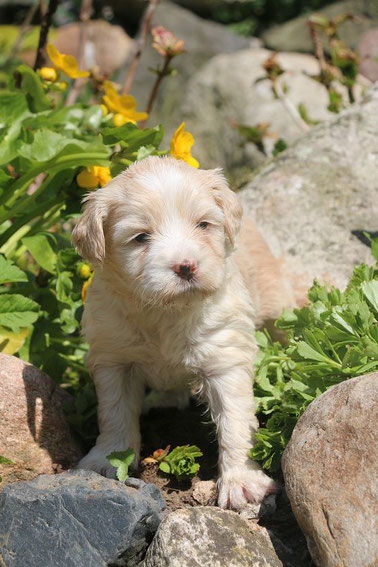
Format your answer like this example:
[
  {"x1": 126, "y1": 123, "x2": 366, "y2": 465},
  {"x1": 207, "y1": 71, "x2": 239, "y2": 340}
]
[{"x1": 72, "y1": 156, "x2": 242, "y2": 307}]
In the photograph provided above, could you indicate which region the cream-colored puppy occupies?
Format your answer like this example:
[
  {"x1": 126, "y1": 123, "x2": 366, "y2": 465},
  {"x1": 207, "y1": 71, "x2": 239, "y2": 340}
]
[{"x1": 72, "y1": 156, "x2": 294, "y2": 510}]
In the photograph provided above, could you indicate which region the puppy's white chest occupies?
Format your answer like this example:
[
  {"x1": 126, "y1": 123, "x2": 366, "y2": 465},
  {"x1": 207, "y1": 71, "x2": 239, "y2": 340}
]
[{"x1": 136, "y1": 320, "x2": 201, "y2": 390}]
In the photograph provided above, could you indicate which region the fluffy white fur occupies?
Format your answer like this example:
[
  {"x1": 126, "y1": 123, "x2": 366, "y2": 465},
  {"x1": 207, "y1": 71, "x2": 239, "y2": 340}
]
[{"x1": 72, "y1": 156, "x2": 294, "y2": 510}]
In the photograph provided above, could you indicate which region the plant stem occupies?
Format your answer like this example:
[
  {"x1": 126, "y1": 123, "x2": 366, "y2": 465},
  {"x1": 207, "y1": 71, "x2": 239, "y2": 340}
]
[
  {"x1": 273, "y1": 80, "x2": 309, "y2": 134},
  {"x1": 140, "y1": 54, "x2": 172, "y2": 127},
  {"x1": 4, "y1": 0, "x2": 40, "y2": 67},
  {"x1": 65, "y1": 0, "x2": 93, "y2": 106},
  {"x1": 34, "y1": 0, "x2": 60, "y2": 70},
  {"x1": 123, "y1": 0, "x2": 159, "y2": 95}
]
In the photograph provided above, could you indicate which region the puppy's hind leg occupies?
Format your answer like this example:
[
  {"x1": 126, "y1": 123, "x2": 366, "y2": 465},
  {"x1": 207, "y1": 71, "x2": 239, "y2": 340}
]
[{"x1": 78, "y1": 364, "x2": 145, "y2": 478}]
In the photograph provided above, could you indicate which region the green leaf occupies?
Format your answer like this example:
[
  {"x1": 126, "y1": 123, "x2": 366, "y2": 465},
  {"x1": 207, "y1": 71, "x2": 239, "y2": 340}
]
[
  {"x1": 0, "y1": 255, "x2": 28, "y2": 284},
  {"x1": 23, "y1": 232, "x2": 71, "y2": 274},
  {"x1": 0, "y1": 294, "x2": 39, "y2": 332},
  {"x1": 102, "y1": 123, "x2": 164, "y2": 151},
  {"x1": 361, "y1": 280, "x2": 378, "y2": 313},
  {"x1": 15, "y1": 65, "x2": 52, "y2": 112},
  {"x1": 0, "y1": 456, "x2": 14, "y2": 464},
  {"x1": 159, "y1": 461, "x2": 171, "y2": 474},
  {"x1": 18, "y1": 129, "x2": 76, "y2": 163},
  {"x1": 106, "y1": 449, "x2": 135, "y2": 481}
]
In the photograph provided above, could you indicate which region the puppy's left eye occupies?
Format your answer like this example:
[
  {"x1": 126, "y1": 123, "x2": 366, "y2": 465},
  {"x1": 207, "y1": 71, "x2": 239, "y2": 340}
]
[
  {"x1": 198, "y1": 221, "x2": 209, "y2": 230},
  {"x1": 134, "y1": 233, "x2": 150, "y2": 243}
]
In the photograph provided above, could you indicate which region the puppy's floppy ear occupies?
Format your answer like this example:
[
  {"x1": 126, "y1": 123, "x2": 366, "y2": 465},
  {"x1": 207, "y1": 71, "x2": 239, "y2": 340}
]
[
  {"x1": 72, "y1": 191, "x2": 108, "y2": 264},
  {"x1": 209, "y1": 168, "x2": 242, "y2": 247}
]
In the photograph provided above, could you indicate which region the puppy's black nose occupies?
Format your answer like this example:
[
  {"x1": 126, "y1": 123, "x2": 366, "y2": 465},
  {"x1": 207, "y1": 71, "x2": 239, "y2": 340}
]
[{"x1": 173, "y1": 260, "x2": 197, "y2": 281}]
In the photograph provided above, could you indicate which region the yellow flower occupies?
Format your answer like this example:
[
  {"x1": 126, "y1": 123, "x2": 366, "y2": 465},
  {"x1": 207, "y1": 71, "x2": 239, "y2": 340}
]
[
  {"x1": 100, "y1": 104, "x2": 109, "y2": 117},
  {"x1": 77, "y1": 166, "x2": 112, "y2": 189},
  {"x1": 47, "y1": 43, "x2": 90, "y2": 79},
  {"x1": 38, "y1": 67, "x2": 58, "y2": 82},
  {"x1": 170, "y1": 122, "x2": 199, "y2": 168},
  {"x1": 82, "y1": 271, "x2": 94, "y2": 303},
  {"x1": 102, "y1": 81, "x2": 148, "y2": 125}
]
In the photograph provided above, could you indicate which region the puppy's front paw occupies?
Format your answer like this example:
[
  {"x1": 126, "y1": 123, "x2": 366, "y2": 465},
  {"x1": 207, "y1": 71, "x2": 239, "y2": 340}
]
[
  {"x1": 77, "y1": 446, "x2": 119, "y2": 479},
  {"x1": 217, "y1": 467, "x2": 277, "y2": 511}
]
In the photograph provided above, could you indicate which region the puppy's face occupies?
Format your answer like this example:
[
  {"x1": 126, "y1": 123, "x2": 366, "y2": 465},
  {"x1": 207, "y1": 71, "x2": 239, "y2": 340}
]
[{"x1": 73, "y1": 157, "x2": 242, "y2": 307}]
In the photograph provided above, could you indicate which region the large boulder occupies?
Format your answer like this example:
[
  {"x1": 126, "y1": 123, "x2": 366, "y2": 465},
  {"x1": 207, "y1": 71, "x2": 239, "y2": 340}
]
[
  {"x1": 177, "y1": 47, "x2": 368, "y2": 172},
  {"x1": 0, "y1": 471, "x2": 166, "y2": 567},
  {"x1": 262, "y1": 1, "x2": 378, "y2": 54},
  {"x1": 0, "y1": 354, "x2": 82, "y2": 487},
  {"x1": 238, "y1": 83, "x2": 378, "y2": 291},
  {"x1": 282, "y1": 373, "x2": 378, "y2": 567},
  {"x1": 130, "y1": 1, "x2": 249, "y2": 128},
  {"x1": 144, "y1": 506, "x2": 284, "y2": 566},
  {"x1": 358, "y1": 28, "x2": 378, "y2": 82}
]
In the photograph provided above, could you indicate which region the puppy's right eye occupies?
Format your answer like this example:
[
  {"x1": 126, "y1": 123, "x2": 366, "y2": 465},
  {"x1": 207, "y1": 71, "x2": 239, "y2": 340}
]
[{"x1": 134, "y1": 233, "x2": 150, "y2": 243}]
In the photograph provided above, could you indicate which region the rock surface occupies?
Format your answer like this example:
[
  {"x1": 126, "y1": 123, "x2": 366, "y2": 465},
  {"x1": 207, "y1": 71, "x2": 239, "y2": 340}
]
[
  {"x1": 0, "y1": 354, "x2": 82, "y2": 487},
  {"x1": 130, "y1": 1, "x2": 249, "y2": 129},
  {"x1": 262, "y1": 1, "x2": 378, "y2": 53},
  {"x1": 0, "y1": 470, "x2": 166, "y2": 567},
  {"x1": 282, "y1": 373, "x2": 378, "y2": 567},
  {"x1": 144, "y1": 506, "x2": 283, "y2": 566},
  {"x1": 359, "y1": 28, "x2": 378, "y2": 82},
  {"x1": 178, "y1": 47, "x2": 368, "y2": 172},
  {"x1": 238, "y1": 83, "x2": 378, "y2": 291}
]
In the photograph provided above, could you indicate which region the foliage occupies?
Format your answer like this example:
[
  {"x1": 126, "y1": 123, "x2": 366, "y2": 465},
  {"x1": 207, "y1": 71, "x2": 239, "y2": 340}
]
[
  {"x1": 107, "y1": 449, "x2": 135, "y2": 482},
  {"x1": 212, "y1": 0, "x2": 334, "y2": 33},
  {"x1": 251, "y1": 246, "x2": 378, "y2": 473},
  {"x1": 157, "y1": 445, "x2": 203, "y2": 481}
]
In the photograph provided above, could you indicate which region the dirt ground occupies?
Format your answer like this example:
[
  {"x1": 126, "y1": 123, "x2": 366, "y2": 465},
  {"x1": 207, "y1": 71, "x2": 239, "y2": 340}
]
[{"x1": 139, "y1": 400, "x2": 314, "y2": 567}]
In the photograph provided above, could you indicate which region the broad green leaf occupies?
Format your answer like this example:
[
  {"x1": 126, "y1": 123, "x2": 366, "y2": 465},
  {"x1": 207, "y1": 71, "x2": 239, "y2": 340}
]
[
  {"x1": 0, "y1": 92, "x2": 29, "y2": 126},
  {"x1": 361, "y1": 280, "x2": 378, "y2": 312},
  {"x1": 296, "y1": 341, "x2": 333, "y2": 363},
  {"x1": 159, "y1": 461, "x2": 171, "y2": 474},
  {"x1": 102, "y1": 123, "x2": 163, "y2": 151},
  {"x1": 0, "y1": 294, "x2": 39, "y2": 332},
  {"x1": 18, "y1": 129, "x2": 76, "y2": 163},
  {"x1": 0, "y1": 255, "x2": 28, "y2": 284},
  {"x1": 106, "y1": 449, "x2": 135, "y2": 481},
  {"x1": 0, "y1": 325, "x2": 29, "y2": 355},
  {"x1": 23, "y1": 232, "x2": 71, "y2": 274},
  {"x1": 15, "y1": 65, "x2": 51, "y2": 112}
]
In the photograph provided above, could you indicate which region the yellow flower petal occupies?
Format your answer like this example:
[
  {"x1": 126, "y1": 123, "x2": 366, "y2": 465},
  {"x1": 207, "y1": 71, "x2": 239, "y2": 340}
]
[
  {"x1": 82, "y1": 271, "x2": 94, "y2": 303},
  {"x1": 103, "y1": 81, "x2": 148, "y2": 124},
  {"x1": 38, "y1": 67, "x2": 58, "y2": 82},
  {"x1": 47, "y1": 43, "x2": 90, "y2": 79},
  {"x1": 170, "y1": 122, "x2": 199, "y2": 168},
  {"x1": 92, "y1": 166, "x2": 112, "y2": 186},
  {"x1": 76, "y1": 169, "x2": 99, "y2": 189}
]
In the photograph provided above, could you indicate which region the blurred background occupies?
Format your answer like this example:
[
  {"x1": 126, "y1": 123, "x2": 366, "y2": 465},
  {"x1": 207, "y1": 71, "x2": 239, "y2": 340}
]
[{"x1": 1, "y1": 0, "x2": 377, "y2": 182}]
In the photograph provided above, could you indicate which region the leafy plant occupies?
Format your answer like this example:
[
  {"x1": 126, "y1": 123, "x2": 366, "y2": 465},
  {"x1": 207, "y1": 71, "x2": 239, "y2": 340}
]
[
  {"x1": 106, "y1": 449, "x2": 135, "y2": 482},
  {"x1": 0, "y1": 455, "x2": 15, "y2": 483},
  {"x1": 157, "y1": 445, "x2": 203, "y2": 481},
  {"x1": 251, "y1": 246, "x2": 378, "y2": 473}
]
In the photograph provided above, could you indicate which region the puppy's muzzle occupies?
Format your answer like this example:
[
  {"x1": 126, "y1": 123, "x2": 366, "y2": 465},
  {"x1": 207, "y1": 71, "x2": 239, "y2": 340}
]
[{"x1": 173, "y1": 260, "x2": 197, "y2": 281}]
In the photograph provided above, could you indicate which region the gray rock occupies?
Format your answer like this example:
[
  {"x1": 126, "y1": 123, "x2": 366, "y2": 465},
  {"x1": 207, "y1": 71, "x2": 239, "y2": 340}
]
[
  {"x1": 130, "y1": 1, "x2": 249, "y2": 129},
  {"x1": 178, "y1": 47, "x2": 364, "y2": 172},
  {"x1": 144, "y1": 506, "x2": 283, "y2": 567},
  {"x1": 359, "y1": 27, "x2": 378, "y2": 82},
  {"x1": 262, "y1": 1, "x2": 378, "y2": 54},
  {"x1": 0, "y1": 470, "x2": 166, "y2": 567},
  {"x1": 0, "y1": 354, "x2": 82, "y2": 487},
  {"x1": 238, "y1": 83, "x2": 378, "y2": 292},
  {"x1": 282, "y1": 373, "x2": 378, "y2": 567}
]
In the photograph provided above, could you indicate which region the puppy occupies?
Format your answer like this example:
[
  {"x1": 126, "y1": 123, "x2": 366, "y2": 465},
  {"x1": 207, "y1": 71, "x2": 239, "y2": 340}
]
[{"x1": 72, "y1": 156, "x2": 294, "y2": 510}]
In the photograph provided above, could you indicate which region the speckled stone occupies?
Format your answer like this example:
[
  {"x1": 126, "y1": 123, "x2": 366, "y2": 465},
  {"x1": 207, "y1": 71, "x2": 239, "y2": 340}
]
[
  {"x1": 282, "y1": 373, "x2": 378, "y2": 567},
  {"x1": 144, "y1": 506, "x2": 283, "y2": 567},
  {"x1": 0, "y1": 470, "x2": 166, "y2": 567}
]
